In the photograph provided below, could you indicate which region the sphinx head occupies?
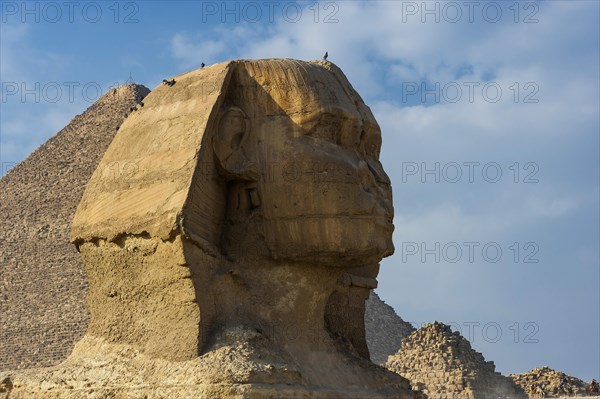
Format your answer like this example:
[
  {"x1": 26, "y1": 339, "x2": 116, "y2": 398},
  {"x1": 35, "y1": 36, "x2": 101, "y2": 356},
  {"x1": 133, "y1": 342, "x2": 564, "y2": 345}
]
[
  {"x1": 210, "y1": 60, "x2": 394, "y2": 267},
  {"x1": 70, "y1": 59, "x2": 394, "y2": 362}
]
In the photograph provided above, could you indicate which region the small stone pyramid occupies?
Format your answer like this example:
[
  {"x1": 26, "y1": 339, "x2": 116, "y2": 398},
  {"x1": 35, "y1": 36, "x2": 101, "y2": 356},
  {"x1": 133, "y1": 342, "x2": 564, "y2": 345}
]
[
  {"x1": 509, "y1": 366, "x2": 588, "y2": 397},
  {"x1": 386, "y1": 321, "x2": 527, "y2": 399}
]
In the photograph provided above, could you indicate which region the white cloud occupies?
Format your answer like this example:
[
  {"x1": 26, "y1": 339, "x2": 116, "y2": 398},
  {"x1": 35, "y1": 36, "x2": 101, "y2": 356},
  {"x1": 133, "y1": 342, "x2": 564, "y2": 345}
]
[
  {"x1": 0, "y1": 24, "x2": 30, "y2": 80},
  {"x1": 0, "y1": 24, "x2": 87, "y2": 166},
  {"x1": 171, "y1": 33, "x2": 228, "y2": 68}
]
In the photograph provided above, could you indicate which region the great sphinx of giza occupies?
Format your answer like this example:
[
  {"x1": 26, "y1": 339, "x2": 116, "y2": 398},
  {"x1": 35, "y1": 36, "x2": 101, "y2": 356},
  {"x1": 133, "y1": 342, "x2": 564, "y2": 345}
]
[{"x1": 0, "y1": 59, "x2": 419, "y2": 399}]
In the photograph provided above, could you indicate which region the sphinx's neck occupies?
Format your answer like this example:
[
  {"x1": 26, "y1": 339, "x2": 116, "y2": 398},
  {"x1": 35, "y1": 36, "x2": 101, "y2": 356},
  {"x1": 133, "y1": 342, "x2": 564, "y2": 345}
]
[{"x1": 216, "y1": 258, "x2": 343, "y2": 349}]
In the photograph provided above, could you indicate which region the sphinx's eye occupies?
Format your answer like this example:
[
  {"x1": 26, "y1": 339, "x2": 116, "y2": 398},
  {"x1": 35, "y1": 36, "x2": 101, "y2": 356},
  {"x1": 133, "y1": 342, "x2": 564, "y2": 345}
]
[
  {"x1": 367, "y1": 159, "x2": 391, "y2": 186},
  {"x1": 362, "y1": 123, "x2": 382, "y2": 158},
  {"x1": 306, "y1": 113, "x2": 341, "y2": 143},
  {"x1": 305, "y1": 111, "x2": 363, "y2": 150},
  {"x1": 339, "y1": 118, "x2": 362, "y2": 148}
]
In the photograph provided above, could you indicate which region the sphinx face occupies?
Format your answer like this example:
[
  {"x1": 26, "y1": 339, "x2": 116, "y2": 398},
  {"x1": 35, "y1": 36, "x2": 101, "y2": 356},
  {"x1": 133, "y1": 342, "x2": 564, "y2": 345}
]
[{"x1": 222, "y1": 62, "x2": 394, "y2": 267}]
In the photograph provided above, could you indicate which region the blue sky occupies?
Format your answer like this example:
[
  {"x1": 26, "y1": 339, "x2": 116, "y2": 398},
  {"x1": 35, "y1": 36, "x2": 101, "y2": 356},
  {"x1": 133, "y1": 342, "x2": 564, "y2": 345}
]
[{"x1": 1, "y1": 0, "x2": 599, "y2": 381}]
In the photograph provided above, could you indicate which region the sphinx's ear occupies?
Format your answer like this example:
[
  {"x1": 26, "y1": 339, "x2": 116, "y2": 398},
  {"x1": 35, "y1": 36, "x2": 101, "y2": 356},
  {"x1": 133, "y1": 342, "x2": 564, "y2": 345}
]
[{"x1": 213, "y1": 106, "x2": 258, "y2": 181}]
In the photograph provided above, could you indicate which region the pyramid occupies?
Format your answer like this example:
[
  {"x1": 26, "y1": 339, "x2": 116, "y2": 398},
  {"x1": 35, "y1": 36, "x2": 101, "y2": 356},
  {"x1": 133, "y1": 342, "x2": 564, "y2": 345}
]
[
  {"x1": 386, "y1": 321, "x2": 527, "y2": 399},
  {"x1": 366, "y1": 291, "x2": 415, "y2": 365},
  {"x1": 509, "y1": 366, "x2": 589, "y2": 396},
  {"x1": 0, "y1": 84, "x2": 150, "y2": 370}
]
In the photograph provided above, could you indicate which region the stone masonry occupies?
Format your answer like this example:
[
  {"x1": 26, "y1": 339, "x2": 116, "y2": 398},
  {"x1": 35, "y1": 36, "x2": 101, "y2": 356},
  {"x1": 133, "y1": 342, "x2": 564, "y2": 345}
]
[
  {"x1": 509, "y1": 366, "x2": 589, "y2": 397},
  {"x1": 386, "y1": 321, "x2": 527, "y2": 399}
]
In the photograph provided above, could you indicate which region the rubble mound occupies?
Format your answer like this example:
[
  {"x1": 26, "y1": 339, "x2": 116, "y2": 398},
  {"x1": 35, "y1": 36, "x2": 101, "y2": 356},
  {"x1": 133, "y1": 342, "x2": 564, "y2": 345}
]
[
  {"x1": 386, "y1": 321, "x2": 527, "y2": 399},
  {"x1": 366, "y1": 292, "x2": 415, "y2": 365},
  {"x1": 0, "y1": 84, "x2": 150, "y2": 370},
  {"x1": 509, "y1": 366, "x2": 589, "y2": 397},
  {"x1": 1, "y1": 331, "x2": 419, "y2": 399}
]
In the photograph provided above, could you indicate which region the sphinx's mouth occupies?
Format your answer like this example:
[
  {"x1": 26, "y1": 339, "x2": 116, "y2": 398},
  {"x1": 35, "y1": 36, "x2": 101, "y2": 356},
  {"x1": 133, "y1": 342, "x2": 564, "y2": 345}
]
[
  {"x1": 263, "y1": 215, "x2": 394, "y2": 248},
  {"x1": 265, "y1": 214, "x2": 392, "y2": 222},
  {"x1": 374, "y1": 214, "x2": 394, "y2": 229},
  {"x1": 263, "y1": 214, "x2": 394, "y2": 237}
]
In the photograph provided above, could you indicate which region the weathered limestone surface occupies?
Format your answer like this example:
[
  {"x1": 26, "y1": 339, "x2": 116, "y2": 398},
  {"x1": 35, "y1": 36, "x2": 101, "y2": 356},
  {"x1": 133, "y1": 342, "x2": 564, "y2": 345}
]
[
  {"x1": 0, "y1": 84, "x2": 150, "y2": 370},
  {"x1": 1, "y1": 59, "x2": 419, "y2": 398},
  {"x1": 510, "y1": 366, "x2": 589, "y2": 397},
  {"x1": 387, "y1": 322, "x2": 527, "y2": 399}
]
